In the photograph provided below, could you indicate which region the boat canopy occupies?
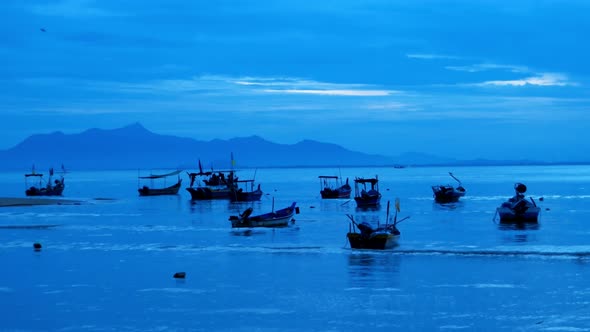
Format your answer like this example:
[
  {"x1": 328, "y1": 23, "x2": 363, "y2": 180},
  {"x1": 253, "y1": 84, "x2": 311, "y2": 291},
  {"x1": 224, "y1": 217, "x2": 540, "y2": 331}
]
[
  {"x1": 25, "y1": 173, "x2": 43, "y2": 177},
  {"x1": 354, "y1": 177, "x2": 378, "y2": 184},
  {"x1": 318, "y1": 176, "x2": 339, "y2": 179},
  {"x1": 139, "y1": 170, "x2": 183, "y2": 179}
]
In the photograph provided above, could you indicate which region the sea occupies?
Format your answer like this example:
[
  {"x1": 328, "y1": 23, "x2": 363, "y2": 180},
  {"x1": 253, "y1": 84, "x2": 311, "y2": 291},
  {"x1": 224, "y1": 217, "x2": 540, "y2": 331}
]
[{"x1": 1, "y1": 165, "x2": 590, "y2": 331}]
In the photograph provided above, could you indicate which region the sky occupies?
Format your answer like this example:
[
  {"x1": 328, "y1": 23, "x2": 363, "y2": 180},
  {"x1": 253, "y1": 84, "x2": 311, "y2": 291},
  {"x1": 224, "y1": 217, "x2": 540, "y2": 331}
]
[{"x1": 1, "y1": 0, "x2": 589, "y2": 162}]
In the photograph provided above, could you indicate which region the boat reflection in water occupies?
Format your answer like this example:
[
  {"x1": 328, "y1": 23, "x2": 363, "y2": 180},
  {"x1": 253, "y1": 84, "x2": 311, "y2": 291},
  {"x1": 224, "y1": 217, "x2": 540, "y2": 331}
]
[{"x1": 347, "y1": 252, "x2": 402, "y2": 287}]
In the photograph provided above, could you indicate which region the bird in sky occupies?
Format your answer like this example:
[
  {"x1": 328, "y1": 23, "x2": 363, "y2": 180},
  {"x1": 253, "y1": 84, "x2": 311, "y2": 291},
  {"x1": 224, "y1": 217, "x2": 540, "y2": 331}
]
[{"x1": 40, "y1": 28, "x2": 46, "y2": 32}]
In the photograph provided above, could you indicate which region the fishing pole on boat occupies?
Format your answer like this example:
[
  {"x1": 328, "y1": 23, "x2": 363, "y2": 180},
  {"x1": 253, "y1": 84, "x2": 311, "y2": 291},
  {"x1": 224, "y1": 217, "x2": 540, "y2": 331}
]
[
  {"x1": 449, "y1": 172, "x2": 462, "y2": 185},
  {"x1": 340, "y1": 200, "x2": 351, "y2": 206},
  {"x1": 346, "y1": 214, "x2": 358, "y2": 232},
  {"x1": 384, "y1": 200, "x2": 390, "y2": 227}
]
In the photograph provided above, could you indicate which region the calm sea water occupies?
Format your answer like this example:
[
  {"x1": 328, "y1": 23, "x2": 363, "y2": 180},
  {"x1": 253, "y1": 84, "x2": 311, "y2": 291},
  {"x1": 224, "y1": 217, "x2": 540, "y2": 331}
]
[{"x1": 1, "y1": 165, "x2": 590, "y2": 331}]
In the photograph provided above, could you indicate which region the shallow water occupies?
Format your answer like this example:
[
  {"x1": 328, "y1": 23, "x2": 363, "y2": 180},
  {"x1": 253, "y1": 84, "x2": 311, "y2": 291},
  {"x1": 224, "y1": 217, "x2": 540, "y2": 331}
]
[{"x1": 1, "y1": 165, "x2": 590, "y2": 331}]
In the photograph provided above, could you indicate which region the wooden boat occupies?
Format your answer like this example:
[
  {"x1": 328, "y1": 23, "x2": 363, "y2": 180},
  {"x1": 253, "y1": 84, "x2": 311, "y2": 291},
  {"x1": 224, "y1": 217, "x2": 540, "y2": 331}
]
[
  {"x1": 432, "y1": 172, "x2": 466, "y2": 203},
  {"x1": 25, "y1": 166, "x2": 65, "y2": 197},
  {"x1": 346, "y1": 200, "x2": 408, "y2": 250},
  {"x1": 496, "y1": 183, "x2": 541, "y2": 223},
  {"x1": 230, "y1": 180, "x2": 263, "y2": 202},
  {"x1": 186, "y1": 160, "x2": 238, "y2": 200},
  {"x1": 353, "y1": 176, "x2": 381, "y2": 208},
  {"x1": 229, "y1": 202, "x2": 298, "y2": 228},
  {"x1": 319, "y1": 176, "x2": 351, "y2": 199},
  {"x1": 138, "y1": 170, "x2": 183, "y2": 196}
]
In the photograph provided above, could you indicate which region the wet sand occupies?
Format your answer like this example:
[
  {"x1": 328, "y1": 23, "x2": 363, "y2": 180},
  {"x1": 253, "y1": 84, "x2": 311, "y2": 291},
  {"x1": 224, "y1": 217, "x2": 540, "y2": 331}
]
[{"x1": 0, "y1": 197, "x2": 83, "y2": 207}]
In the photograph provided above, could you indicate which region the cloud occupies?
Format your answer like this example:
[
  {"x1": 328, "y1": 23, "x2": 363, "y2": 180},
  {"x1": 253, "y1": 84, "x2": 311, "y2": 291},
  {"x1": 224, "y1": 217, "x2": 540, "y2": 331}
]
[
  {"x1": 29, "y1": 0, "x2": 121, "y2": 17},
  {"x1": 262, "y1": 89, "x2": 393, "y2": 97},
  {"x1": 478, "y1": 73, "x2": 575, "y2": 87},
  {"x1": 445, "y1": 63, "x2": 528, "y2": 73},
  {"x1": 233, "y1": 77, "x2": 397, "y2": 96},
  {"x1": 406, "y1": 53, "x2": 463, "y2": 60},
  {"x1": 364, "y1": 102, "x2": 413, "y2": 110}
]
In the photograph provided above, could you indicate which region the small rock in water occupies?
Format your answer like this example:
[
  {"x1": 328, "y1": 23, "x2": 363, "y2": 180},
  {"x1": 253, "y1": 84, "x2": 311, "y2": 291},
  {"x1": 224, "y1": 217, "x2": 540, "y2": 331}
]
[
  {"x1": 545, "y1": 208, "x2": 550, "y2": 211},
  {"x1": 33, "y1": 243, "x2": 42, "y2": 251},
  {"x1": 539, "y1": 197, "x2": 544, "y2": 201},
  {"x1": 309, "y1": 206, "x2": 315, "y2": 209},
  {"x1": 173, "y1": 272, "x2": 186, "y2": 279}
]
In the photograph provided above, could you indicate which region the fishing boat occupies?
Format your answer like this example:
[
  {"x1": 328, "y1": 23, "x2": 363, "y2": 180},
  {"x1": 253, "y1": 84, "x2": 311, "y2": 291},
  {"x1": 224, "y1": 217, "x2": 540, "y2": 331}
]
[
  {"x1": 229, "y1": 202, "x2": 298, "y2": 228},
  {"x1": 346, "y1": 199, "x2": 409, "y2": 250},
  {"x1": 496, "y1": 183, "x2": 541, "y2": 223},
  {"x1": 138, "y1": 170, "x2": 183, "y2": 196},
  {"x1": 25, "y1": 166, "x2": 65, "y2": 196},
  {"x1": 319, "y1": 176, "x2": 351, "y2": 199},
  {"x1": 186, "y1": 160, "x2": 238, "y2": 200},
  {"x1": 353, "y1": 176, "x2": 381, "y2": 208},
  {"x1": 432, "y1": 172, "x2": 466, "y2": 203},
  {"x1": 230, "y1": 179, "x2": 263, "y2": 202}
]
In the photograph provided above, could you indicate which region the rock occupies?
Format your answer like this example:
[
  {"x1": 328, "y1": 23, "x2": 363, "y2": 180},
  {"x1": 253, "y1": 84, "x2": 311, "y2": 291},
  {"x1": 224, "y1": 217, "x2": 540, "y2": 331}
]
[{"x1": 173, "y1": 272, "x2": 186, "y2": 279}]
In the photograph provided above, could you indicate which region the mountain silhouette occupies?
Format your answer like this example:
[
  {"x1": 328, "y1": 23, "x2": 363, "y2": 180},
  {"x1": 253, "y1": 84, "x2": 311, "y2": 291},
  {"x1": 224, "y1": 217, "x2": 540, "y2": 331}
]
[{"x1": 0, "y1": 123, "x2": 395, "y2": 170}]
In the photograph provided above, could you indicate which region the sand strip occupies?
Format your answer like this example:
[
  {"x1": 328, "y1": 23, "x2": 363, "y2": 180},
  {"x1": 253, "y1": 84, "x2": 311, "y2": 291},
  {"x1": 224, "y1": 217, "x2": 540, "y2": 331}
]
[{"x1": 0, "y1": 197, "x2": 83, "y2": 207}]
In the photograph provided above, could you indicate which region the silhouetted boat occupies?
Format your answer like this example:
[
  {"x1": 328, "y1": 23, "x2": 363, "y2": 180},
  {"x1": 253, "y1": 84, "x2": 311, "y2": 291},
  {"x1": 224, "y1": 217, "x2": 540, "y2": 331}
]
[
  {"x1": 230, "y1": 180, "x2": 263, "y2": 202},
  {"x1": 138, "y1": 170, "x2": 183, "y2": 196},
  {"x1": 353, "y1": 176, "x2": 381, "y2": 208},
  {"x1": 319, "y1": 176, "x2": 351, "y2": 199},
  {"x1": 496, "y1": 183, "x2": 540, "y2": 223},
  {"x1": 25, "y1": 166, "x2": 65, "y2": 196},
  {"x1": 186, "y1": 160, "x2": 238, "y2": 200},
  {"x1": 432, "y1": 172, "x2": 466, "y2": 203},
  {"x1": 229, "y1": 202, "x2": 298, "y2": 228},
  {"x1": 346, "y1": 200, "x2": 408, "y2": 250}
]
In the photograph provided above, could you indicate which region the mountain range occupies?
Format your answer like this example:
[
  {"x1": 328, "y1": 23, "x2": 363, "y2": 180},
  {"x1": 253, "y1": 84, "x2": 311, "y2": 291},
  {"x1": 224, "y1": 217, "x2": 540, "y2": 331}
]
[
  {"x1": 0, "y1": 123, "x2": 401, "y2": 170},
  {"x1": 0, "y1": 123, "x2": 560, "y2": 171}
]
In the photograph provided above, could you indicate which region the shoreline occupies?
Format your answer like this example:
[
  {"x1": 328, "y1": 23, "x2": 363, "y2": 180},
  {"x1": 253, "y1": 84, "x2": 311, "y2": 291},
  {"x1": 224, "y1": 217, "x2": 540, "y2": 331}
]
[{"x1": 0, "y1": 197, "x2": 83, "y2": 208}]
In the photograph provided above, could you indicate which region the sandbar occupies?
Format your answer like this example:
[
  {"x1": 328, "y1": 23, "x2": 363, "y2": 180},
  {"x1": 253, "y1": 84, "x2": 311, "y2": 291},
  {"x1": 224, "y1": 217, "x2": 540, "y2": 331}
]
[{"x1": 0, "y1": 197, "x2": 83, "y2": 207}]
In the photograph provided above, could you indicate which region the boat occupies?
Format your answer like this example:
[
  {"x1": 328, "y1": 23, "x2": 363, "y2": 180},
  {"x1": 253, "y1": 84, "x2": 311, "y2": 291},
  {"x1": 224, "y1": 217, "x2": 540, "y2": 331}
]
[
  {"x1": 432, "y1": 172, "x2": 466, "y2": 203},
  {"x1": 496, "y1": 183, "x2": 541, "y2": 223},
  {"x1": 346, "y1": 199, "x2": 409, "y2": 250},
  {"x1": 186, "y1": 160, "x2": 238, "y2": 200},
  {"x1": 230, "y1": 179, "x2": 263, "y2": 202},
  {"x1": 138, "y1": 170, "x2": 183, "y2": 196},
  {"x1": 353, "y1": 176, "x2": 382, "y2": 208},
  {"x1": 25, "y1": 166, "x2": 65, "y2": 196},
  {"x1": 229, "y1": 202, "x2": 298, "y2": 228},
  {"x1": 319, "y1": 176, "x2": 351, "y2": 199}
]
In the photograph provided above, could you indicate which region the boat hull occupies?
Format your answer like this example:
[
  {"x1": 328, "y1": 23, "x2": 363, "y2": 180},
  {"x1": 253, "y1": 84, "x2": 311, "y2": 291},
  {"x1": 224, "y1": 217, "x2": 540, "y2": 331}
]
[
  {"x1": 186, "y1": 187, "x2": 231, "y2": 200},
  {"x1": 229, "y1": 203, "x2": 297, "y2": 228},
  {"x1": 497, "y1": 206, "x2": 541, "y2": 223},
  {"x1": 347, "y1": 233, "x2": 399, "y2": 250},
  {"x1": 230, "y1": 189, "x2": 263, "y2": 202},
  {"x1": 320, "y1": 187, "x2": 351, "y2": 199},
  {"x1": 230, "y1": 215, "x2": 292, "y2": 228},
  {"x1": 354, "y1": 195, "x2": 381, "y2": 208},
  {"x1": 432, "y1": 186, "x2": 465, "y2": 203},
  {"x1": 25, "y1": 186, "x2": 64, "y2": 197},
  {"x1": 138, "y1": 180, "x2": 182, "y2": 196}
]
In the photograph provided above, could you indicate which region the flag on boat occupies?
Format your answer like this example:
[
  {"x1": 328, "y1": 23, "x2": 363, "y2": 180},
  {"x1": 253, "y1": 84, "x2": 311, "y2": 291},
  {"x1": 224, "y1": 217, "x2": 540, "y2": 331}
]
[
  {"x1": 49, "y1": 168, "x2": 54, "y2": 176},
  {"x1": 395, "y1": 198, "x2": 401, "y2": 212},
  {"x1": 231, "y1": 152, "x2": 236, "y2": 167}
]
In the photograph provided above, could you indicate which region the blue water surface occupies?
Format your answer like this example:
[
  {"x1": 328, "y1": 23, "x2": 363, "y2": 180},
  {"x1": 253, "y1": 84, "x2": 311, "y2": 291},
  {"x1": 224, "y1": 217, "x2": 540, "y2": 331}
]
[{"x1": 1, "y1": 165, "x2": 590, "y2": 331}]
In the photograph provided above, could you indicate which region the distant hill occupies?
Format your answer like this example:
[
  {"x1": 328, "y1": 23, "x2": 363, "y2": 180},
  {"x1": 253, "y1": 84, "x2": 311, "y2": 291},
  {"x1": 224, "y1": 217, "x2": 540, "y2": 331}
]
[{"x1": 0, "y1": 123, "x2": 396, "y2": 170}]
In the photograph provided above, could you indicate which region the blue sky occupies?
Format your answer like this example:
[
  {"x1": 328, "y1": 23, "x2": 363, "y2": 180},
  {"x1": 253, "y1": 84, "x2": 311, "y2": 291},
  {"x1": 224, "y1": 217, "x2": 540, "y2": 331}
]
[{"x1": 1, "y1": 0, "x2": 589, "y2": 162}]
